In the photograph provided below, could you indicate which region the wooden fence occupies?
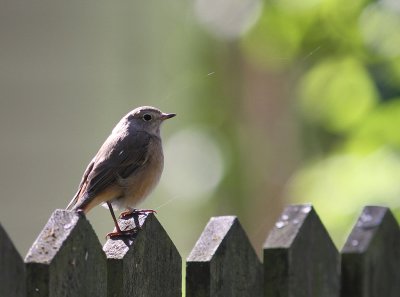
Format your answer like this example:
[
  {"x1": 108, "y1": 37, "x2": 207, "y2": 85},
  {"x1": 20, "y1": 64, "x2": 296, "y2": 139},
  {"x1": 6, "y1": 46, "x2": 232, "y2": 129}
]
[{"x1": 1, "y1": 204, "x2": 400, "y2": 297}]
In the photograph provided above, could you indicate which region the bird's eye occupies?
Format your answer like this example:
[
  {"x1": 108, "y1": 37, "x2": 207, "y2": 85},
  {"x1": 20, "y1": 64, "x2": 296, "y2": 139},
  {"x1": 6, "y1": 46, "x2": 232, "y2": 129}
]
[{"x1": 143, "y1": 114, "x2": 152, "y2": 121}]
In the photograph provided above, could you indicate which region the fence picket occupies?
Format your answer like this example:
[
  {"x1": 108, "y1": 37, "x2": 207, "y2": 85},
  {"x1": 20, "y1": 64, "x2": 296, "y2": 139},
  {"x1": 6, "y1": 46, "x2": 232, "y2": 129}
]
[
  {"x1": 264, "y1": 204, "x2": 340, "y2": 297},
  {"x1": 103, "y1": 213, "x2": 181, "y2": 297},
  {"x1": 1, "y1": 203, "x2": 399, "y2": 296},
  {"x1": 0, "y1": 223, "x2": 26, "y2": 297},
  {"x1": 341, "y1": 206, "x2": 400, "y2": 297},
  {"x1": 186, "y1": 216, "x2": 263, "y2": 297},
  {"x1": 24, "y1": 210, "x2": 107, "y2": 297}
]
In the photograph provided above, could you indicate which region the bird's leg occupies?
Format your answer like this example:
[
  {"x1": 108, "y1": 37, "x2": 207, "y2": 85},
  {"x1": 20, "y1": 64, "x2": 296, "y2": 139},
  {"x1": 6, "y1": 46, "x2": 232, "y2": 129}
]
[
  {"x1": 107, "y1": 202, "x2": 123, "y2": 233},
  {"x1": 119, "y1": 207, "x2": 157, "y2": 219},
  {"x1": 106, "y1": 202, "x2": 138, "y2": 238}
]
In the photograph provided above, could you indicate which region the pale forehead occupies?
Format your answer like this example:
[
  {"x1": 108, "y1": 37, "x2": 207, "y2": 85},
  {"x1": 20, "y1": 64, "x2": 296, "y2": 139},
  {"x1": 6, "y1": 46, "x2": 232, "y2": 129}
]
[
  {"x1": 133, "y1": 106, "x2": 161, "y2": 113},
  {"x1": 131, "y1": 106, "x2": 162, "y2": 115}
]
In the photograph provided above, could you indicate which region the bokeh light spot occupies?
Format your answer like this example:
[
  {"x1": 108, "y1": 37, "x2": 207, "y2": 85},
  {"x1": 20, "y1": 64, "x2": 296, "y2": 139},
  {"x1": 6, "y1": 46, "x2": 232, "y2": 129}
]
[
  {"x1": 194, "y1": 0, "x2": 262, "y2": 39},
  {"x1": 162, "y1": 127, "x2": 225, "y2": 201},
  {"x1": 360, "y1": 3, "x2": 400, "y2": 58},
  {"x1": 299, "y1": 57, "x2": 379, "y2": 132}
]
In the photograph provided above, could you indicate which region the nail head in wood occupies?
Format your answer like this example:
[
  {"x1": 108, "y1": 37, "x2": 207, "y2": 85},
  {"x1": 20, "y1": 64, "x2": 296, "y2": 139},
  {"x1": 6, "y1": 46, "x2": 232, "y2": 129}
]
[
  {"x1": 341, "y1": 206, "x2": 400, "y2": 297},
  {"x1": 264, "y1": 204, "x2": 340, "y2": 297}
]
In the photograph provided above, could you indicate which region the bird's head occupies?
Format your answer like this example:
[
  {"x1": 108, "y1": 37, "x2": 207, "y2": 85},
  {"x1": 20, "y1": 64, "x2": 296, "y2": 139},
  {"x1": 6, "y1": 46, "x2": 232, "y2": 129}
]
[{"x1": 122, "y1": 106, "x2": 176, "y2": 136}]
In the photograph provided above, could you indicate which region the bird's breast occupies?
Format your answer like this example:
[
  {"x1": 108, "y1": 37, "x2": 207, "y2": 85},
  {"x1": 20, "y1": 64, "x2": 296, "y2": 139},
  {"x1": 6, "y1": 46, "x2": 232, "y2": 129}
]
[{"x1": 117, "y1": 138, "x2": 164, "y2": 208}]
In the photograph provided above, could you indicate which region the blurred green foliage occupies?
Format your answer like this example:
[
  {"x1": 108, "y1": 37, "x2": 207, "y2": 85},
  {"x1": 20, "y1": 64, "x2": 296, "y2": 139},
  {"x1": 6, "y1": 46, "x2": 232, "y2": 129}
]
[
  {"x1": 299, "y1": 57, "x2": 378, "y2": 132},
  {"x1": 240, "y1": 0, "x2": 400, "y2": 245}
]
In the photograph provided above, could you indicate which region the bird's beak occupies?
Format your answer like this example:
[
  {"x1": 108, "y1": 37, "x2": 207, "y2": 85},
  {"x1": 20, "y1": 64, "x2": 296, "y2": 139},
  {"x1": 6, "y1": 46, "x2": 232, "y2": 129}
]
[{"x1": 161, "y1": 113, "x2": 176, "y2": 120}]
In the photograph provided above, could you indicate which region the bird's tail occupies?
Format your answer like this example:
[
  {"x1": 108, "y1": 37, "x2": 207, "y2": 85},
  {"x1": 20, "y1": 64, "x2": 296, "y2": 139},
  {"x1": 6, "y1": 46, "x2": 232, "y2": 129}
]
[{"x1": 66, "y1": 190, "x2": 80, "y2": 210}]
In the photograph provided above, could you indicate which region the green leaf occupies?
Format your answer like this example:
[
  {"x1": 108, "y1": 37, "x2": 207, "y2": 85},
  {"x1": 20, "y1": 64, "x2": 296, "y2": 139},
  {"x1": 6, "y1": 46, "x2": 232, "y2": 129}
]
[
  {"x1": 346, "y1": 99, "x2": 400, "y2": 153},
  {"x1": 299, "y1": 57, "x2": 379, "y2": 132}
]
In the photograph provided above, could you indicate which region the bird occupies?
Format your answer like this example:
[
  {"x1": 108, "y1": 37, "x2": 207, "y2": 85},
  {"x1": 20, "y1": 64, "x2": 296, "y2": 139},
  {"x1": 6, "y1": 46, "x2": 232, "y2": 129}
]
[{"x1": 66, "y1": 106, "x2": 176, "y2": 237}]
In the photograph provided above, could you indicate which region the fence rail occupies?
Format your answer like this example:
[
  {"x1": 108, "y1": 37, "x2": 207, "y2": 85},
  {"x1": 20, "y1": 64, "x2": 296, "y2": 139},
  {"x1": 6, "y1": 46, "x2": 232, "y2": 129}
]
[{"x1": 1, "y1": 204, "x2": 399, "y2": 297}]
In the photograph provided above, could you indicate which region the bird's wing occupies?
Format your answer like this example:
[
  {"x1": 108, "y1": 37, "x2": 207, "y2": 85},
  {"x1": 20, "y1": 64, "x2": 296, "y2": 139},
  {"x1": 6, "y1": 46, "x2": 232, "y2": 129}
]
[
  {"x1": 67, "y1": 130, "x2": 152, "y2": 210},
  {"x1": 66, "y1": 160, "x2": 95, "y2": 210}
]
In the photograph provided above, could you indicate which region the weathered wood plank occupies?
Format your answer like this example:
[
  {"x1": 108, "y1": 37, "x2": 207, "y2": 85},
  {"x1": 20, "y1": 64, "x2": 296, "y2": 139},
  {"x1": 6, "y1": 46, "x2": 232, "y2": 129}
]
[
  {"x1": 0, "y1": 223, "x2": 26, "y2": 297},
  {"x1": 264, "y1": 204, "x2": 340, "y2": 297},
  {"x1": 103, "y1": 213, "x2": 181, "y2": 297},
  {"x1": 186, "y1": 216, "x2": 263, "y2": 297},
  {"x1": 25, "y1": 210, "x2": 107, "y2": 297},
  {"x1": 341, "y1": 206, "x2": 400, "y2": 297}
]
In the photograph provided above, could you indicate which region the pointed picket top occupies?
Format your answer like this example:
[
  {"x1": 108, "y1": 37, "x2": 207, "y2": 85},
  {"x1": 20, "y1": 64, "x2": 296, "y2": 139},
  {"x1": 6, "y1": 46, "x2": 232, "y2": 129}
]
[
  {"x1": 186, "y1": 216, "x2": 263, "y2": 297},
  {"x1": 341, "y1": 206, "x2": 400, "y2": 297},
  {"x1": 187, "y1": 216, "x2": 237, "y2": 262},
  {"x1": 103, "y1": 213, "x2": 181, "y2": 297},
  {"x1": 25, "y1": 210, "x2": 107, "y2": 297},
  {"x1": 0, "y1": 223, "x2": 26, "y2": 297},
  {"x1": 264, "y1": 204, "x2": 314, "y2": 249},
  {"x1": 264, "y1": 204, "x2": 340, "y2": 297}
]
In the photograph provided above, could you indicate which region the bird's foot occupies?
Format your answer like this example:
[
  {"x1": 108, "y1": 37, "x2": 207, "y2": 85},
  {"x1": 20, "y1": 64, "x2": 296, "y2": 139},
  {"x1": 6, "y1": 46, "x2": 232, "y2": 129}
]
[
  {"x1": 106, "y1": 228, "x2": 139, "y2": 239},
  {"x1": 119, "y1": 208, "x2": 157, "y2": 219}
]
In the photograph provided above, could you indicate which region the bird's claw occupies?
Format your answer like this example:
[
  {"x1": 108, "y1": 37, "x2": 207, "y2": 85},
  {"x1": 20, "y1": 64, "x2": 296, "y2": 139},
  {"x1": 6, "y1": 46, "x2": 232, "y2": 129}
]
[
  {"x1": 119, "y1": 208, "x2": 157, "y2": 219},
  {"x1": 106, "y1": 228, "x2": 139, "y2": 239},
  {"x1": 106, "y1": 209, "x2": 156, "y2": 238}
]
